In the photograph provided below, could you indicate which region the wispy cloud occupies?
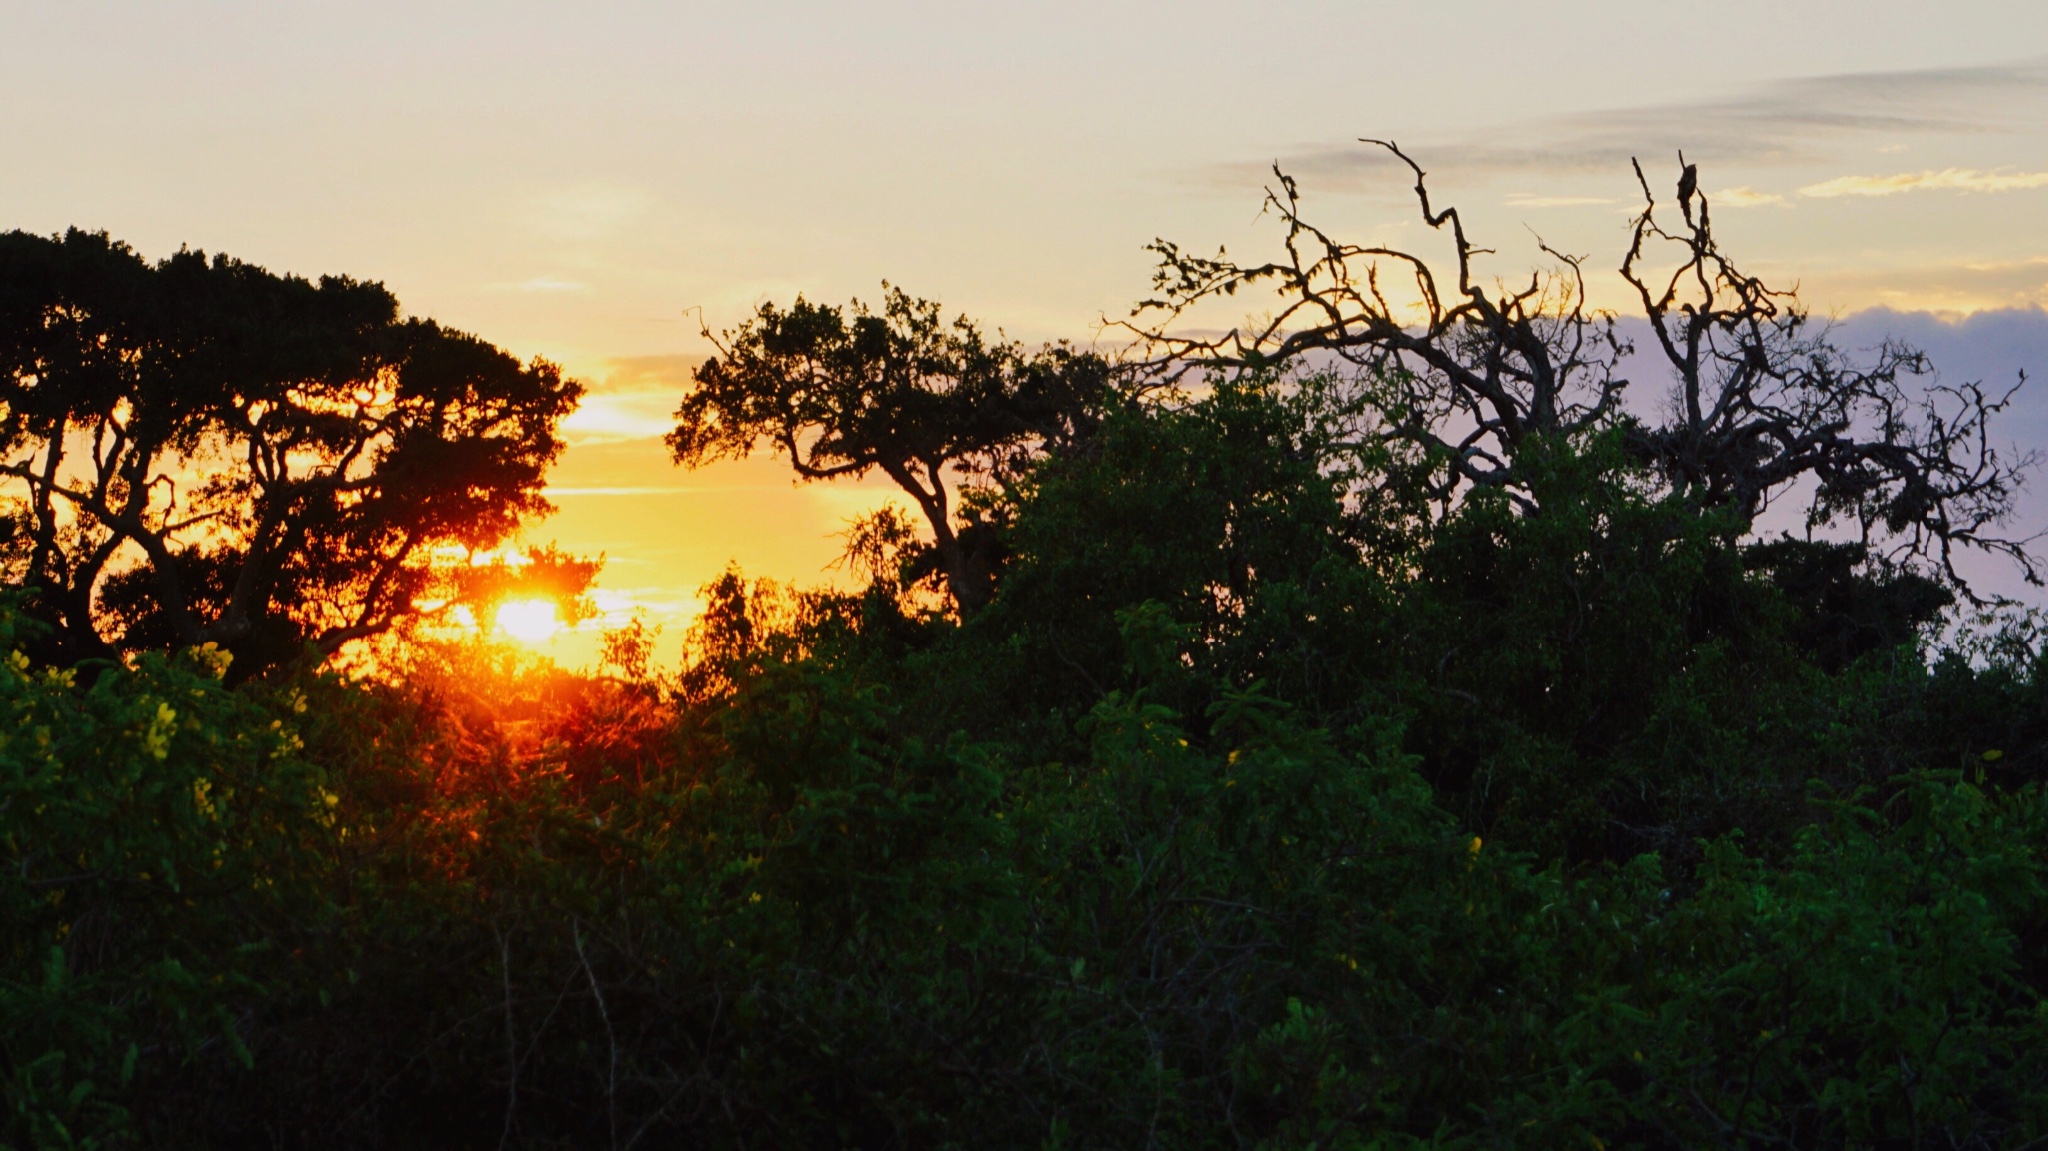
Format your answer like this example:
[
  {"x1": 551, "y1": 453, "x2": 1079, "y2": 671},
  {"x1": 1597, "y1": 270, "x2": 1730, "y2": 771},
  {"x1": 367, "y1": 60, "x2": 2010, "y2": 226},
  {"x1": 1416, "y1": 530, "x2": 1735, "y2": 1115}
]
[
  {"x1": 561, "y1": 392, "x2": 682, "y2": 442},
  {"x1": 1714, "y1": 186, "x2": 1789, "y2": 208},
  {"x1": 1798, "y1": 168, "x2": 2048, "y2": 198},
  {"x1": 558, "y1": 355, "x2": 701, "y2": 443},
  {"x1": 1208, "y1": 60, "x2": 2048, "y2": 190},
  {"x1": 590, "y1": 354, "x2": 698, "y2": 392}
]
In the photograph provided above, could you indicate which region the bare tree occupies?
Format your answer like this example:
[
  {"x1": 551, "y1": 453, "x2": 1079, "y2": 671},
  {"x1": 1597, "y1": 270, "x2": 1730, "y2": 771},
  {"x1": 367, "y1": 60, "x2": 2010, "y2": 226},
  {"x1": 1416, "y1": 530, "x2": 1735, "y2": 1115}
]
[
  {"x1": 1130, "y1": 141, "x2": 2036, "y2": 592},
  {"x1": 1617, "y1": 157, "x2": 2034, "y2": 586}
]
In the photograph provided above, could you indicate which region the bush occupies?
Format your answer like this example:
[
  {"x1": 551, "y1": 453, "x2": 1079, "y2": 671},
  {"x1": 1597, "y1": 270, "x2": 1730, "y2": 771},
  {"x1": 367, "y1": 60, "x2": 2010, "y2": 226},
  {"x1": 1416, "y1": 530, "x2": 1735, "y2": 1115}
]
[{"x1": 0, "y1": 626, "x2": 331, "y2": 1148}]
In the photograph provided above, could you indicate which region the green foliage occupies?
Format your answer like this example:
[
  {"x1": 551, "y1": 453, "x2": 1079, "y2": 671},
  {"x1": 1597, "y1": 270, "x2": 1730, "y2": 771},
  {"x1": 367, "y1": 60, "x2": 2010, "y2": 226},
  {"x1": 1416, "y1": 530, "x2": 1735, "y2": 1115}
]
[
  {"x1": 5, "y1": 287, "x2": 2048, "y2": 1148},
  {"x1": 0, "y1": 618, "x2": 331, "y2": 1148}
]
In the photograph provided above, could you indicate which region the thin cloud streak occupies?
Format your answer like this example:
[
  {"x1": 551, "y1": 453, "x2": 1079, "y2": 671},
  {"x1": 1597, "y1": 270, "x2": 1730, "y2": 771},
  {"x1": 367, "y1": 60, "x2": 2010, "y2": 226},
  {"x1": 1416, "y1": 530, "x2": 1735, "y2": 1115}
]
[
  {"x1": 1206, "y1": 59, "x2": 2048, "y2": 190},
  {"x1": 1715, "y1": 186, "x2": 1790, "y2": 207},
  {"x1": 560, "y1": 391, "x2": 683, "y2": 443},
  {"x1": 1799, "y1": 168, "x2": 2048, "y2": 197}
]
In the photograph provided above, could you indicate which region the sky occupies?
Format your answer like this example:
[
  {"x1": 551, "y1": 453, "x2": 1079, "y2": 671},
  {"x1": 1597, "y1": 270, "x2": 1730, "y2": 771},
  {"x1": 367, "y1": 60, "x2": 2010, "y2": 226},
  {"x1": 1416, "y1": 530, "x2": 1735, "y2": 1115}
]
[{"x1": 5, "y1": 2, "x2": 2048, "y2": 663}]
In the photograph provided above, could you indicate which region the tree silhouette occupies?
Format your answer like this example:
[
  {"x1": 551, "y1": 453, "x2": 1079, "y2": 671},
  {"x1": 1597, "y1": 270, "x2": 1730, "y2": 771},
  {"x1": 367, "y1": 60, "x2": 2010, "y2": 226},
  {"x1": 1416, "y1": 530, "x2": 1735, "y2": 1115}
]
[
  {"x1": 669, "y1": 286, "x2": 1113, "y2": 610},
  {"x1": 1133, "y1": 142, "x2": 2036, "y2": 592},
  {"x1": 0, "y1": 229, "x2": 585, "y2": 676}
]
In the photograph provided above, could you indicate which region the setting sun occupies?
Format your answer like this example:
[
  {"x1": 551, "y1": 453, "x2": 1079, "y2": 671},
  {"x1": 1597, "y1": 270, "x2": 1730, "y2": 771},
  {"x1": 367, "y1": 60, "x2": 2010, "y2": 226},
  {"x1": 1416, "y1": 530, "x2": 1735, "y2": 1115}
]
[{"x1": 494, "y1": 598, "x2": 562, "y2": 644}]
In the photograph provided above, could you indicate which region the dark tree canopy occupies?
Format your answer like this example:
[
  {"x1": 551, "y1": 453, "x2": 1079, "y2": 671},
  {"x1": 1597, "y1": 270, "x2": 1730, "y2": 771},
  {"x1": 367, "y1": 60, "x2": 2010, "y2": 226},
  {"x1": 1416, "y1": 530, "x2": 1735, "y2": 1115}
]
[
  {"x1": 669, "y1": 285, "x2": 1114, "y2": 610},
  {"x1": 0, "y1": 228, "x2": 584, "y2": 677},
  {"x1": 1133, "y1": 142, "x2": 2037, "y2": 593},
  {"x1": 20, "y1": 167, "x2": 2048, "y2": 1151}
]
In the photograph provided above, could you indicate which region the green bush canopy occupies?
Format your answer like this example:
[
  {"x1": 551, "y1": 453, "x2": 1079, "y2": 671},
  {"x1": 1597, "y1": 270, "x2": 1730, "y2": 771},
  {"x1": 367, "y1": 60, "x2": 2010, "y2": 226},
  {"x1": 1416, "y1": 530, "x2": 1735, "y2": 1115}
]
[{"x1": 6, "y1": 166, "x2": 2048, "y2": 1149}]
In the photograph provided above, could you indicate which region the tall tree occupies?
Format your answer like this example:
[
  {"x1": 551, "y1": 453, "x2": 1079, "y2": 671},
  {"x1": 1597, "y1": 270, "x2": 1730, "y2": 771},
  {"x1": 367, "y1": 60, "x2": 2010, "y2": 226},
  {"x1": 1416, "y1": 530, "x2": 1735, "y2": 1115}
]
[
  {"x1": 0, "y1": 229, "x2": 584, "y2": 676},
  {"x1": 1133, "y1": 142, "x2": 2036, "y2": 592},
  {"x1": 668, "y1": 286, "x2": 1114, "y2": 610}
]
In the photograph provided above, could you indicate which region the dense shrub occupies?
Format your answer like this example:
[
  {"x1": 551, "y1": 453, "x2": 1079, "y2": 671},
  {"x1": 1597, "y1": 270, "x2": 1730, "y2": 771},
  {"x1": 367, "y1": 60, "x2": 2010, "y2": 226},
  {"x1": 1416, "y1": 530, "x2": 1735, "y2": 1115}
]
[
  {"x1": 0, "y1": 622, "x2": 331, "y2": 1148},
  {"x1": 6, "y1": 383, "x2": 2048, "y2": 1149}
]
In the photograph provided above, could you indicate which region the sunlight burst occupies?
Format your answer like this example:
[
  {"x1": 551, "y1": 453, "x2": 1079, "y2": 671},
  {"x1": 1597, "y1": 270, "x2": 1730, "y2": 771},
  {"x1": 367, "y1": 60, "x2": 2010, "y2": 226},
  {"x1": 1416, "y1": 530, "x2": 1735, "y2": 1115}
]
[{"x1": 495, "y1": 598, "x2": 562, "y2": 644}]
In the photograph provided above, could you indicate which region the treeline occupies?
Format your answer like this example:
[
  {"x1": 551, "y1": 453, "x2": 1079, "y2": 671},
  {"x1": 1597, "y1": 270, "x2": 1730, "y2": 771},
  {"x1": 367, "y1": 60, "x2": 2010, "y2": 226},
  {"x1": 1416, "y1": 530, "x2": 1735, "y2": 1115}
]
[{"x1": 6, "y1": 159, "x2": 2048, "y2": 1149}]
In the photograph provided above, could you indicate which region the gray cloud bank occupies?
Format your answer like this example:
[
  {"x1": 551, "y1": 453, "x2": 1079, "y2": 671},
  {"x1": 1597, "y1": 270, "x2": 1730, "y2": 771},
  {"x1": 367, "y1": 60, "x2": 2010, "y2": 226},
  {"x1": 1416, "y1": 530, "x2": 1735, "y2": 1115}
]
[
  {"x1": 1836, "y1": 306, "x2": 2048, "y2": 437},
  {"x1": 1608, "y1": 305, "x2": 2048, "y2": 436},
  {"x1": 1818, "y1": 306, "x2": 2048, "y2": 598},
  {"x1": 1620, "y1": 306, "x2": 2048, "y2": 595}
]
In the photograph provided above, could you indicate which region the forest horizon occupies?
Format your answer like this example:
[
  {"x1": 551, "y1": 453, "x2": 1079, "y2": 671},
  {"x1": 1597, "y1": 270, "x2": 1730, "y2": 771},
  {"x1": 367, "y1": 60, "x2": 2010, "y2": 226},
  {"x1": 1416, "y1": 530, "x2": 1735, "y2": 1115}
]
[
  {"x1": 8, "y1": 6, "x2": 2048, "y2": 670},
  {"x1": 10, "y1": 6, "x2": 2048, "y2": 1147}
]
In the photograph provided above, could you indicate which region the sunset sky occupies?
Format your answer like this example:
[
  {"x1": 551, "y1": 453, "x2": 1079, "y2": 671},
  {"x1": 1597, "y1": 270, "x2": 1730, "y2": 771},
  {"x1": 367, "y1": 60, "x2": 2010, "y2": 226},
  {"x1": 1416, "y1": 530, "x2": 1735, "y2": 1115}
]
[{"x1": 7, "y1": 3, "x2": 2048, "y2": 664}]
